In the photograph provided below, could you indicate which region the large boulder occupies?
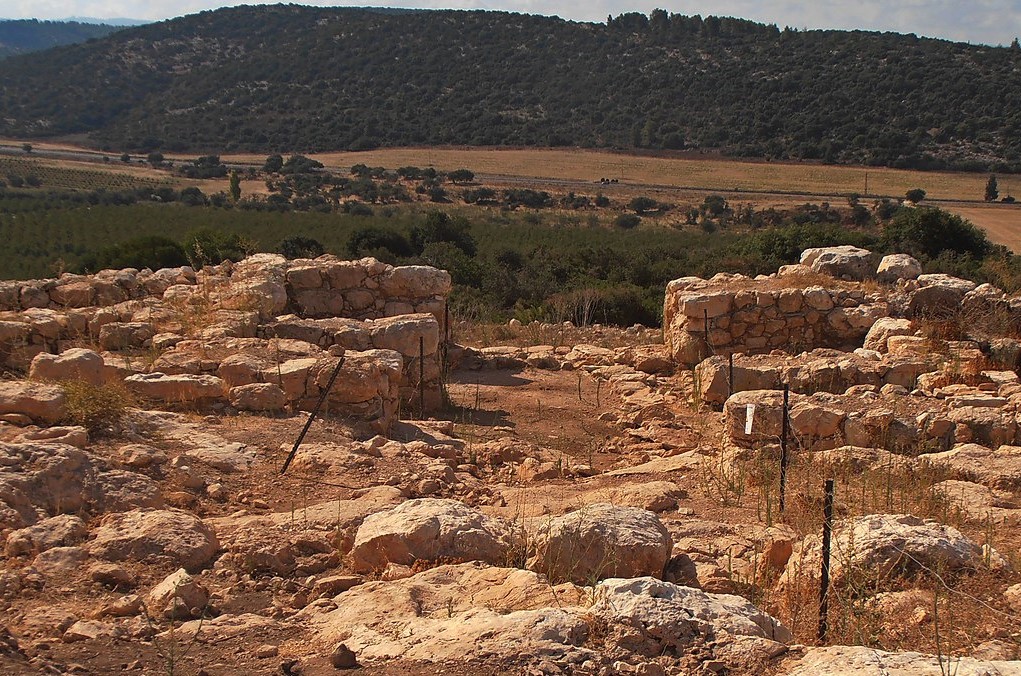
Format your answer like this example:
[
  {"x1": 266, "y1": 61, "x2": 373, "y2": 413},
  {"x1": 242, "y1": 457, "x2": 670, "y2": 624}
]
[
  {"x1": 591, "y1": 577, "x2": 793, "y2": 648},
  {"x1": 124, "y1": 373, "x2": 226, "y2": 404},
  {"x1": 786, "y1": 646, "x2": 1021, "y2": 675},
  {"x1": 584, "y1": 481, "x2": 687, "y2": 513},
  {"x1": 919, "y1": 444, "x2": 1021, "y2": 490},
  {"x1": 304, "y1": 562, "x2": 791, "y2": 672},
  {"x1": 528, "y1": 503, "x2": 672, "y2": 585},
  {"x1": 219, "y1": 254, "x2": 289, "y2": 319},
  {"x1": 29, "y1": 349, "x2": 105, "y2": 386},
  {"x1": 876, "y1": 254, "x2": 922, "y2": 283},
  {"x1": 800, "y1": 246, "x2": 874, "y2": 281},
  {"x1": 724, "y1": 390, "x2": 787, "y2": 445},
  {"x1": 379, "y1": 266, "x2": 452, "y2": 298},
  {"x1": 148, "y1": 568, "x2": 210, "y2": 620},
  {"x1": 309, "y1": 354, "x2": 392, "y2": 405},
  {"x1": 694, "y1": 356, "x2": 781, "y2": 405},
  {"x1": 228, "y1": 383, "x2": 287, "y2": 412},
  {"x1": 98, "y1": 322, "x2": 155, "y2": 351},
  {"x1": 786, "y1": 514, "x2": 1002, "y2": 588},
  {"x1": 932, "y1": 480, "x2": 1020, "y2": 525},
  {"x1": 303, "y1": 562, "x2": 590, "y2": 664},
  {"x1": 863, "y1": 318, "x2": 914, "y2": 353},
  {"x1": 0, "y1": 381, "x2": 67, "y2": 425},
  {"x1": 0, "y1": 442, "x2": 94, "y2": 528},
  {"x1": 49, "y1": 279, "x2": 95, "y2": 308},
  {"x1": 348, "y1": 498, "x2": 522, "y2": 573},
  {"x1": 88, "y1": 509, "x2": 219, "y2": 571},
  {"x1": 93, "y1": 470, "x2": 165, "y2": 512},
  {"x1": 789, "y1": 400, "x2": 846, "y2": 443},
  {"x1": 907, "y1": 274, "x2": 978, "y2": 317},
  {"x1": 368, "y1": 313, "x2": 439, "y2": 357},
  {"x1": 3, "y1": 514, "x2": 88, "y2": 556}
]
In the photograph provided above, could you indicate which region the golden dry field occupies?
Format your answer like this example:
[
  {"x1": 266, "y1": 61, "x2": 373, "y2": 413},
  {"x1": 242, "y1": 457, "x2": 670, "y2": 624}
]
[
  {"x1": 945, "y1": 203, "x2": 1021, "y2": 251},
  {"x1": 217, "y1": 146, "x2": 1021, "y2": 202}
]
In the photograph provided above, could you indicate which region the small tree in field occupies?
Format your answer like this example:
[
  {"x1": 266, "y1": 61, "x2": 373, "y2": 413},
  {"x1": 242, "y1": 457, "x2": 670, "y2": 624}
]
[
  {"x1": 905, "y1": 188, "x2": 926, "y2": 203},
  {"x1": 229, "y1": 171, "x2": 241, "y2": 202},
  {"x1": 985, "y1": 175, "x2": 999, "y2": 202}
]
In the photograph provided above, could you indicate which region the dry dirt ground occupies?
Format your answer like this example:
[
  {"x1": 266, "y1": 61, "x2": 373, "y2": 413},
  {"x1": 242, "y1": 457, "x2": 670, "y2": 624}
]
[{"x1": 0, "y1": 360, "x2": 657, "y2": 675}]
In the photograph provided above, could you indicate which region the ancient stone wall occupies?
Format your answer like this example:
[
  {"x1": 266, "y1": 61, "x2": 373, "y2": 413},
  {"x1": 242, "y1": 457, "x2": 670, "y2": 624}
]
[
  {"x1": 664, "y1": 276, "x2": 888, "y2": 365},
  {"x1": 665, "y1": 249, "x2": 1021, "y2": 367},
  {"x1": 0, "y1": 255, "x2": 452, "y2": 426},
  {"x1": 0, "y1": 254, "x2": 451, "y2": 324}
]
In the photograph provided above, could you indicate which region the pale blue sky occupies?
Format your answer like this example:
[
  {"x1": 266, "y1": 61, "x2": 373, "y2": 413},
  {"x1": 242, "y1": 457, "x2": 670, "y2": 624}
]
[{"x1": 5, "y1": 1, "x2": 1021, "y2": 46}]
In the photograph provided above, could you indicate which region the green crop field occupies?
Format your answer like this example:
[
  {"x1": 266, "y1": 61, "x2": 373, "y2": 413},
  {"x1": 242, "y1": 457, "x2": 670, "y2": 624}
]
[{"x1": 0, "y1": 156, "x2": 172, "y2": 192}]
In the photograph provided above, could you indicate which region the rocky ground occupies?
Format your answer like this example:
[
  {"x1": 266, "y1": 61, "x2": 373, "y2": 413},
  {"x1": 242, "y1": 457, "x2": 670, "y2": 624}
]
[{"x1": 0, "y1": 249, "x2": 1020, "y2": 675}]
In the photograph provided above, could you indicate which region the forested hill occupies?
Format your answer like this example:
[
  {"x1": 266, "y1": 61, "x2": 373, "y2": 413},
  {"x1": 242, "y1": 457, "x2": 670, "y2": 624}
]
[
  {"x1": 0, "y1": 19, "x2": 124, "y2": 59},
  {"x1": 2, "y1": 6, "x2": 1021, "y2": 171}
]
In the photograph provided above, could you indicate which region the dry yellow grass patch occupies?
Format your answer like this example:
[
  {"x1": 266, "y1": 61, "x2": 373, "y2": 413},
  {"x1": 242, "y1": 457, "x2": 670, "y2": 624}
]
[{"x1": 944, "y1": 203, "x2": 1021, "y2": 251}]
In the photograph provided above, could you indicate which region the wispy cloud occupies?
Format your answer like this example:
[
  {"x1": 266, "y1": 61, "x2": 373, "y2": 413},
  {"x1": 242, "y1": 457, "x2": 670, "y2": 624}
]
[{"x1": 3, "y1": 1, "x2": 1020, "y2": 46}]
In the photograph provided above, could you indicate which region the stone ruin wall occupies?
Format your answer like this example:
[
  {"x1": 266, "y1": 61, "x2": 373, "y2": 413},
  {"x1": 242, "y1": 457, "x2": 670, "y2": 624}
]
[
  {"x1": 0, "y1": 254, "x2": 452, "y2": 431},
  {"x1": 664, "y1": 277, "x2": 888, "y2": 366},
  {"x1": 665, "y1": 246, "x2": 1021, "y2": 368},
  {"x1": 0, "y1": 254, "x2": 448, "y2": 322}
]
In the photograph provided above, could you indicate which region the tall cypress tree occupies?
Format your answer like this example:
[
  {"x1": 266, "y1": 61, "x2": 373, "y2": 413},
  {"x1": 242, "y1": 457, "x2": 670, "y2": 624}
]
[{"x1": 985, "y1": 174, "x2": 999, "y2": 201}]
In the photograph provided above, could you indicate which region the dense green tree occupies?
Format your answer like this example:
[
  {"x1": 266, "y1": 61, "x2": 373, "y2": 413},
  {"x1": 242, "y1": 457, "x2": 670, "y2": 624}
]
[
  {"x1": 410, "y1": 211, "x2": 476, "y2": 256},
  {"x1": 229, "y1": 170, "x2": 241, "y2": 202},
  {"x1": 180, "y1": 155, "x2": 227, "y2": 179},
  {"x1": 615, "y1": 213, "x2": 641, "y2": 228},
  {"x1": 346, "y1": 226, "x2": 413, "y2": 261},
  {"x1": 701, "y1": 195, "x2": 729, "y2": 217},
  {"x1": 447, "y1": 169, "x2": 475, "y2": 183},
  {"x1": 881, "y1": 207, "x2": 991, "y2": 259},
  {"x1": 280, "y1": 155, "x2": 324, "y2": 175},
  {"x1": 179, "y1": 186, "x2": 207, "y2": 206},
  {"x1": 905, "y1": 188, "x2": 927, "y2": 203},
  {"x1": 79, "y1": 235, "x2": 188, "y2": 272},
  {"x1": 278, "y1": 235, "x2": 325, "y2": 259},
  {"x1": 263, "y1": 154, "x2": 283, "y2": 173},
  {"x1": 986, "y1": 175, "x2": 999, "y2": 202}
]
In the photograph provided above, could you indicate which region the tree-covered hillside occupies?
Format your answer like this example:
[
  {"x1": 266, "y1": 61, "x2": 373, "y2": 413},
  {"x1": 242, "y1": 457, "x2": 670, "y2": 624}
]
[
  {"x1": 0, "y1": 19, "x2": 123, "y2": 59},
  {"x1": 1, "y1": 6, "x2": 1020, "y2": 171}
]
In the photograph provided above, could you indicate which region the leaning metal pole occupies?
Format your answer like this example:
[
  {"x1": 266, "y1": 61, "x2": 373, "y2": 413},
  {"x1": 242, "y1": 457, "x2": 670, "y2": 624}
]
[{"x1": 280, "y1": 356, "x2": 346, "y2": 474}]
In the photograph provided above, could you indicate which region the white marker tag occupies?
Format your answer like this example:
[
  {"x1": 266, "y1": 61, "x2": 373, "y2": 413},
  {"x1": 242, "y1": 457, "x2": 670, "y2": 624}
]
[{"x1": 745, "y1": 404, "x2": 755, "y2": 435}]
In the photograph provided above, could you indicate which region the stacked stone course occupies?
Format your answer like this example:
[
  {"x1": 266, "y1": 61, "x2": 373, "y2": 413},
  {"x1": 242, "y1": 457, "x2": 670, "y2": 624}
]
[{"x1": 0, "y1": 255, "x2": 451, "y2": 430}]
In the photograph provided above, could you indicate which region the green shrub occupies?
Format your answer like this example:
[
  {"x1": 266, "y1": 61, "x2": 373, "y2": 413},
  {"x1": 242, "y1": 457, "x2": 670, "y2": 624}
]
[
  {"x1": 79, "y1": 235, "x2": 189, "y2": 272},
  {"x1": 614, "y1": 213, "x2": 641, "y2": 229},
  {"x1": 183, "y1": 228, "x2": 251, "y2": 267},
  {"x1": 278, "y1": 235, "x2": 325, "y2": 259}
]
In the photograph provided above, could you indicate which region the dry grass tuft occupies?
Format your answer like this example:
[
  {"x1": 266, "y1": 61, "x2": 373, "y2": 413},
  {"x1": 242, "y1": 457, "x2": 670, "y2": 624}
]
[{"x1": 61, "y1": 379, "x2": 134, "y2": 436}]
